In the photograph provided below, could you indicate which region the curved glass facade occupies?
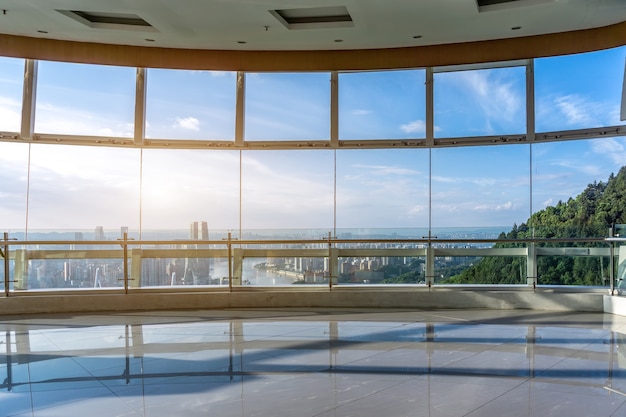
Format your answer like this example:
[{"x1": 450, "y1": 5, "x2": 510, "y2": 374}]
[
  {"x1": 1, "y1": 50, "x2": 624, "y2": 234},
  {"x1": 0, "y1": 47, "x2": 625, "y2": 289}
]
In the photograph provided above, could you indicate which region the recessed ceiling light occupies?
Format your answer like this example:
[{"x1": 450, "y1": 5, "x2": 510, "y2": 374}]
[
  {"x1": 511, "y1": 26, "x2": 522, "y2": 30},
  {"x1": 413, "y1": 35, "x2": 423, "y2": 39},
  {"x1": 334, "y1": 39, "x2": 343, "y2": 43},
  {"x1": 57, "y1": 10, "x2": 156, "y2": 32},
  {"x1": 237, "y1": 41, "x2": 247, "y2": 44},
  {"x1": 477, "y1": 0, "x2": 555, "y2": 13},
  {"x1": 269, "y1": 6, "x2": 354, "y2": 30}
]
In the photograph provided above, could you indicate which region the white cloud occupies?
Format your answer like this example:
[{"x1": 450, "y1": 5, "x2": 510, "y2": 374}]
[
  {"x1": 351, "y1": 164, "x2": 420, "y2": 176},
  {"x1": 34, "y1": 102, "x2": 133, "y2": 137},
  {"x1": 209, "y1": 71, "x2": 230, "y2": 77},
  {"x1": 592, "y1": 137, "x2": 626, "y2": 166},
  {"x1": 551, "y1": 159, "x2": 602, "y2": 176},
  {"x1": 554, "y1": 94, "x2": 593, "y2": 126},
  {"x1": 98, "y1": 128, "x2": 115, "y2": 136},
  {"x1": 352, "y1": 109, "x2": 371, "y2": 116},
  {"x1": 548, "y1": 94, "x2": 618, "y2": 128},
  {"x1": 436, "y1": 203, "x2": 460, "y2": 213},
  {"x1": 174, "y1": 116, "x2": 200, "y2": 131},
  {"x1": 400, "y1": 120, "x2": 425, "y2": 134},
  {"x1": 470, "y1": 201, "x2": 513, "y2": 212},
  {"x1": 0, "y1": 96, "x2": 22, "y2": 131},
  {"x1": 543, "y1": 198, "x2": 554, "y2": 207},
  {"x1": 431, "y1": 175, "x2": 457, "y2": 184},
  {"x1": 458, "y1": 70, "x2": 522, "y2": 124},
  {"x1": 408, "y1": 205, "x2": 427, "y2": 215},
  {"x1": 240, "y1": 154, "x2": 334, "y2": 228},
  {"x1": 432, "y1": 175, "x2": 497, "y2": 187},
  {"x1": 536, "y1": 94, "x2": 614, "y2": 130},
  {"x1": 495, "y1": 201, "x2": 513, "y2": 211}
]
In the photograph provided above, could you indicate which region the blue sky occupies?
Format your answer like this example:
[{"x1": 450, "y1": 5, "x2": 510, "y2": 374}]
[{"x1": 0, "y1": 46, "x2": 625, "y2": 233}]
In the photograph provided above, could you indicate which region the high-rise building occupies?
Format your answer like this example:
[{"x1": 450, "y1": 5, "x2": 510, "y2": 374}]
[
  {"x1": 189, "y1": 221, "x2": 209, "y2": 240},
  {"x1": 187, "y1": 221, "x2": 211, "y2": 284},
  {"x1": 94, "y1": 226, "x2": 104, "y2": 241}
]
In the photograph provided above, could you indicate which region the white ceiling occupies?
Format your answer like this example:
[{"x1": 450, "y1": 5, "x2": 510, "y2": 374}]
[{"x1": 0, "y1": 0, "x2": 625, "y2": 51}]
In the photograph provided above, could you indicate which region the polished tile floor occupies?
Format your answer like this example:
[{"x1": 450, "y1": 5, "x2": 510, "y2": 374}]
[{"x1": 2, "y1": 308, "x2": 626, "y2": 416}]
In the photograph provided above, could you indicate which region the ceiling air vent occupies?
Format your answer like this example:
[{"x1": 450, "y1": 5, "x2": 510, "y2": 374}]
[
  {"x1": 477, "y1": 0, "x2": 555, "y2": 13},
  {"x1": 269, "y1": 6, "x2": 354, "y2": 30},
  {"x1": 57, "y1": 10, "x2": 157, "y2": 32}
]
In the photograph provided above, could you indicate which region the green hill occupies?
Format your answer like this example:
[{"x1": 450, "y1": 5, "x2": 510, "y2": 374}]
[{"x1": 444, "y1": 166, "x2": 626, "y2": 285}]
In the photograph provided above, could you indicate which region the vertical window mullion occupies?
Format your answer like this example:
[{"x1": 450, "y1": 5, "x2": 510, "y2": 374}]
[
  {"x1": 134, "y1": 67, "x2": 146, "y2": 145},
  {"x1": 425, "y1": 67, "x2": 434, "y2": 147},
  {"x1": 21, "y1": 59, "x2": 37, "y2": 140},
  {"x1": 235, "y1": 71, "x2": 245, "y2": 146}
]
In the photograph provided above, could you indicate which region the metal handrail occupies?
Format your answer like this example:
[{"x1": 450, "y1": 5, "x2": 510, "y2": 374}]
[
  {"x1": 0, "y1": 237, "x2": 609, "y2": 247},
  {"x1": 0, "y1": 233, "x2": 615, "y2": 295}
]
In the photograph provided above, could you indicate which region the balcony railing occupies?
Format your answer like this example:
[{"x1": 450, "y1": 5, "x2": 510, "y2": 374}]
[{"x1": 2, "y1": 231, "x2": 621, "y2": 297}]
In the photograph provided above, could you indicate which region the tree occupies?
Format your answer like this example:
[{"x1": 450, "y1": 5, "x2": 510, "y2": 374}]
[{"x1": 443, "y1": 167, "x2": 626, "y2": 285}]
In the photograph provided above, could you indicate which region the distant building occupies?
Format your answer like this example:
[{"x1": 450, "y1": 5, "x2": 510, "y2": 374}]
[
  {"x1": 190, "y1": 221, "x2": 209, "y2": 240},
  {"x1": 95, "y1": 226, "x2": 104, "y2": 241},
  {"x1": 187, "y1": 221, "x2": 211, "y2": 284}
]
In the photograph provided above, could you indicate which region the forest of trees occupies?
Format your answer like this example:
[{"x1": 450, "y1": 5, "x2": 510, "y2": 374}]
[{"x1": 443, "y1": 166, "x2": 626, "y2": 285}]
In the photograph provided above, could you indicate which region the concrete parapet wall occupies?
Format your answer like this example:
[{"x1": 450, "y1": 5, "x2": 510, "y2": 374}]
[
  {"x1": 604, "y1": 295, "x2": 626, "y2": 316},
  {"x1": 0, "y1": 288, "x2": 606, "y2": 315}
]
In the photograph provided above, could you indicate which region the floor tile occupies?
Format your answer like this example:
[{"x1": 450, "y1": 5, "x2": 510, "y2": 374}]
[{"x1": 2, "y1": 308, "x2": 626, "y2": 416}]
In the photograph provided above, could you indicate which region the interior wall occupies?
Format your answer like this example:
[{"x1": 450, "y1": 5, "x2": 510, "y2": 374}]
[{"x1": 0, "y1": 289, "x2": 606, "y2": 315}]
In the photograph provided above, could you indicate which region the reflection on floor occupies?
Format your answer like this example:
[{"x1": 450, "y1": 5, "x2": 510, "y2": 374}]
[{"x1": 2, "y1": 308, "x2": 626, "y2": 416}]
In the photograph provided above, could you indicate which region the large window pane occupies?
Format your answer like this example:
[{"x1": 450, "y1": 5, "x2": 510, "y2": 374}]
[
  {"x1": 339, "y1": 70, "x2": 426, "y2": 140},
  {"x1": 241, "y1": 150, "x2": 333, "y2": 230},
  {"x1": 338, "y1": 255, "x2": 426, "y2": 285},
  {"x1": 335, "y1": 148, "x2": 427, "y2": 289},
  {"x1": 245, "y1": 73, "x2": 330, "y2": 141},
  {"x1": 431, "y1": 145, "x2": 530, "y2": 229},
  {"x1": 139, "y1": 250, "x2": 230, "y2": 288},
  {"x1": 0, "y1": 142, "x2": 28, "y2": 233},
  {"x1": 434, "y1": 65, "x2": 526, "y2": 138},
  {"x1": 531, "y1": 137, "x2": 626, "y2": 230},
  {"x1": 530, "y1": 138, "x2": 624, "y2": 286},
  {"x1": 241, "y1": 256, "x2": 327, "y2": 286},
  {"x1": 431, "y1": 145, "x2": 530, "y2": 286},
  {"x1": 146, "y1": 69, "x2": 236, "y2": 140},
  {"x1": 535, "y1": 47, "x2": 626, "y2": 132},
  {"x1": 336, "y1": 149, "x2": 429, "y2": 230},
  {"x1": 35, "y1": 61, "x2": 135, "y2": 137},
  {"x1": 141, "y1": 149, "x2": 240, "y2": 236},
  {"x1": 27, "y1": 144, "x2": 140, "y2": 232},
  {"x1": 0, "y1": 57, "x2": 24, "y2": 132}
]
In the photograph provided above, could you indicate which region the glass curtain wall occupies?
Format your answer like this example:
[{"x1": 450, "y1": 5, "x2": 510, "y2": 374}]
[
  {"x1": 0, "y1": 46, "x2": 625, "y2": 288},
  {"x1": 145, "y1": 69, "x2": 236, "y2": 141},
  {"x1": 0, "y1": 57, "x2": 23, "y2": 132},
  {"x1": 35, "y1": 61, "x2": 135, "y2": 137},
  {"x1": 141, "y1": 149, "x2": 240, "y2": 238},
  {"x1": 0, "y1": 143, "x2": 28, "y2": 235},
  {"x1": 530, "y1": 48, "x2": 626, "y2": 286},
  {"x1": 338, "y1": 70, "x2": 426, "y2": 140},
  {"x1": 434, "y1": 65, "x2": 526, "y2": 138},
  {"x1": 26, "y1": 144, "x2": 141, "y2": 236},
  {"x1": 245, "y1": 72, "x2": 330, "y2": 141}
]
